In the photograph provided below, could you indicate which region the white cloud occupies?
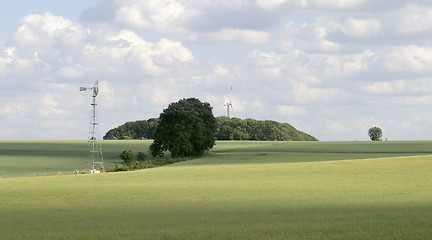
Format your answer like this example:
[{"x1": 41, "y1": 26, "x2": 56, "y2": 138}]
[
  {"x1": 247, "y1": 50, "x2": 281, "y2": 67},
  {"x1": 213, "y1": 64, "x2": 229, "y2": 77},
  {"x1": 318, "y1": 50, "x2": 373, "y2": 78},
  {"x1": 325, "y1": 122, "x2": 350, "y2": 135},
  {"x1": 0, "y1": 102, "x2": 27, "y2": 117},
  {"x1": 283, "y1": 20, "x2": 340, "y2": 52},
  {"x1": 353, "y1": 116, "x2": 383, "y2": 136},
  {"x1": 114, "y1": 0, "x2": 186, "y2": 31},
  {"x1": 361, "y1": 79, "x2": 432, "y2": 96},
  {"x1": 278, "y1": 105, "x2": 307, "y2": 116},
  {"x1": 56, "y1": 64, "x2": 87, "y2": 78},
  {"x1": 255, "y1": 0, "x2": 287, "y2": 10},
  {"x1": 292, "y1": 83, "x2": 344, "y2": 104},
  {"x1": 398, "y1": 4, "x2": 432, "y2": 34},
  {"x1": 384, "y1": 45, "x2": 432, "y2": 72},
  {"x1": 200, "y1": 28, "x2": 270, "y2": 44},
  {"x1": 3, "y1": 2, "x2": 432, "y2": 141},
  {"x1": 341, "y1": 18, "x2": 381, "y2": 38},
  {"x1": 38, "y1": 94, "x2": 68, "y2": 119},
  {"x1": 13, "y1": 12, "x2": 90, "y2": 49},
  {"x1": 308, "y1": 0, "x2": 365, "y2": 9},
  {"x1": 364, "y1": 80, "x2": 406, "y2": 94},
  {"x1": 152, "y1": 38, "x2": 194, "y2": 65},
  {"x1": 399, "y1": 96, "x2": 432, "y2": 107},
  {"x1": 98, "y1": 81, "x2": 116, "y2": 109}
]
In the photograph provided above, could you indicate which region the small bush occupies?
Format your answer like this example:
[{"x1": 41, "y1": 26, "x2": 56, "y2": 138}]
[
  {"x1": 120, "y1": 150, "x2": 134, "y2": 165},
  {"x1": 112, "y1": 162, "x2": 130, "y2": 171}
]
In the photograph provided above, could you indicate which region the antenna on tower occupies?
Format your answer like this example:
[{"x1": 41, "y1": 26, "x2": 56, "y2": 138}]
[
  {"x1": 223, "y1": 86, "x2": 235, "y2": 118},
  {"x1": 80, "y1": 81, "x2": 104, "y2": 173}
]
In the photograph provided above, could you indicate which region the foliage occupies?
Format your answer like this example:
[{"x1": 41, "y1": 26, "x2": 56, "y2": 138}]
[
  {"x1": 107, "y1": 157, "x2": 187, "y2": 172},
  {"x1": 103, "y1": 118, "x2": 159, "y2": 140},
  {"x1": 368, "y1": 126, "x2": 383, "y2": 141},
  {"x1": 150, "y1": 98, "x2": 217, "y2": 158},
  {"x1": 104, "y1": 116, "x2": 318, "y2": 142},
  {"x1": 215, "y1": 116, "x2": 318, "y2": 141},
  {"x1": 137, "y1": 152, "x2": 146, "y2": 161},
  {"x1": 120, "y1": 150, "x2": 134, "y2": 165}
]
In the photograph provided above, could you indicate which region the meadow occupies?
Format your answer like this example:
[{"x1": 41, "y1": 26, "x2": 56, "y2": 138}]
[
  {"x1": 0, "y1": 140, "x2": 152, "y2": 177},
  {"x1": 1, "y1": 140, "x2": 432, "y2": 239}
]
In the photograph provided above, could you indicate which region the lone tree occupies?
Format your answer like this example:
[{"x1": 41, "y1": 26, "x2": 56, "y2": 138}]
[
  {"x1": 368, "y1": 126, "x2": 383, "y2": 141},
  {"x1": 150, "y1": 98, "x2": 217, "y2": 158}
]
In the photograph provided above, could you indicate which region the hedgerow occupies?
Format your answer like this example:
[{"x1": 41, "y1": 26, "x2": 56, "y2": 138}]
[{"x1": 106, "y1": 150, "x2": 187, "y2": 172}]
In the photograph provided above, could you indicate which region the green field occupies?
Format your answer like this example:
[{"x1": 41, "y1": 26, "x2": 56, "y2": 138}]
[
  {"x1": 0, "y1": 140, "x2": 153, "y2": 177},
  {"x1": 1, "y1": 141, "x2": 432, "y2": 239}
]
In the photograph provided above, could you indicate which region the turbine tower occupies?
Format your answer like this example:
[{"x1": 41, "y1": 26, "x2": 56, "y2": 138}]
[
  {"x1": 224, "y1": 86, "x2": 234, "y2": 118},
  {"x1": 80, "y1": 81, "x2": 104, "y2": 173}
]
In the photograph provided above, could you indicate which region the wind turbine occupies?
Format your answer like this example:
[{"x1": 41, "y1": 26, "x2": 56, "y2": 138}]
[
  {"x1": 80, "y1": 81, "x2": 104, "y2": 173},
  {"x1": 223, "y1": 86, "x2": 235, "y2": 118}
]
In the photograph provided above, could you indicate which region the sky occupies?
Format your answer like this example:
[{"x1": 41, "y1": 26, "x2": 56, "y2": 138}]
[{"x1": 1, "y1": 0, "x2": 432, "y2": 141}]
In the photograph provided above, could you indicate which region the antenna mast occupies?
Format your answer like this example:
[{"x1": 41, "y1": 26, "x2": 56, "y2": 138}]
[{"x1": 80, "y1": 81, "x2": 104, "y2": 173}]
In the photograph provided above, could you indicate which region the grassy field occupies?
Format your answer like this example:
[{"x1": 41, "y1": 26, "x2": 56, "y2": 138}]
[
  {"x1": 1, "y1": 140, "x2": 432, "y2": 177},
  {"x1": 0, "y1": 140, "x2": 153, "y2": 177},
  {"x1": 1, "y1": 140, "x2": 432, "y2": 239}
]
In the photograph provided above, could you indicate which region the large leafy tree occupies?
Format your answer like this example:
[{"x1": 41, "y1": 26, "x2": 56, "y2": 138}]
[
  {"x1": 368, "y1": 126, "x2": 383, "y2": 141},
  {"x1": 150, "y1": 98, "x2": 217, "y2": 158}
]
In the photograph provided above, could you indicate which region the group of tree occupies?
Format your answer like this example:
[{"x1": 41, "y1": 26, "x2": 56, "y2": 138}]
[
  {"x1": 103, "y1": 118, "x2": 159, "y2": 140},
  {"x1": 104, "y1": 116, "x2": 317, "y2": 142},
  {"x1": 105, "y1": 97, "x2": 386, "y2": 163},
  {"x1": 215, "y1": 116, "x2": 317, "y2": 141},
  {"x1": 105, "y1": 98, "x2": 318, "y2": 158}
]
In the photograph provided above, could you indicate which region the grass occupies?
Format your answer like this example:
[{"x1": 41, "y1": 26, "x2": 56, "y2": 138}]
[
  {"x1": 0, "y1": 140, "x2": 152, "y2": 177},
  {"x1": 1, "y1": 140, "x2": 432, "y2": 239},
  {"x1": 1, "y1": 140, "x2": 431, "y2": 177}
]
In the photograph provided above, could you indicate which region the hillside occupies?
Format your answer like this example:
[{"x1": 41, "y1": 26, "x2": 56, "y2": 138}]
[
  {"x1": 103, "y1": 117, "x2": 318, "y2": 141},
  {"x1": 215, "y1": 117, "x2": 317, "y2": 141},
  {"x1": 1, "y1": 141, "x2": 432, "y2": 239}
]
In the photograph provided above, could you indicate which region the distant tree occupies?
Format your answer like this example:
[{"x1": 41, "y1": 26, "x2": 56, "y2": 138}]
[
  {"x1": 214, "y1": 116, "x2": 318, "y2": 141},
  {"x1": 103, "y1": 118, "x2": 159, "y2": 140},
  {"x1": 368, "y1": 127, "x2": 383, "y2": 141},
  {"x1": 106, "y1": 116, "x2": 318, "y2": 142},
  {"x1": 150, "y1": 98, "x2": 217, "y2": 158}
]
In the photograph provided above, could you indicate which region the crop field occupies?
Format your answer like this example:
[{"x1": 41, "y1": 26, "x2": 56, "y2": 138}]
[
  {"x1": 1, "y1": 140, "x2": 432, "y2": 239},
  {"x1": 0, "y1": 140, "x2": 153, "y2": 177}
]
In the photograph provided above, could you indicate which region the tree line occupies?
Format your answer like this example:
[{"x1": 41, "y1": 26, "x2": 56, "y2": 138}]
[
  {"x1": 215, "y1": 116, "x2": 317, "y2": 141},
  {"x1": 104, "y1": 118, "x2": 159, "y2": 140},
  {"x1": 104, "y1": 116, "x2": 317, "y2": 141}
]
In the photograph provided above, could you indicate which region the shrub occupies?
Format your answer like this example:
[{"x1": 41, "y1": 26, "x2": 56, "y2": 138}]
[
  {"x1": 106, "y1": 157, "x2": 188, "y2": 172},
  {"x1": 120, "y1": 150, "x2": 134, "y2": 165},
  {"x1": 112, "y1": 162, "x2": 130, "y2": 171},
  {"x1": 137, "y1": 152, "x2": 146, "y2": 161}
]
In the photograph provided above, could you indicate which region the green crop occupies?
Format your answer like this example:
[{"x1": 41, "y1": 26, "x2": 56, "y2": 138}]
[{"x1": 1, "y1": 141, "x2": 431, "y2": 239}]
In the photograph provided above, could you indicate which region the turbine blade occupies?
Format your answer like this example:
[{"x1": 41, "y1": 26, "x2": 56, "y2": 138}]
[{"x1": 230, "y1": 104, "x2": 235, "y2": 117}]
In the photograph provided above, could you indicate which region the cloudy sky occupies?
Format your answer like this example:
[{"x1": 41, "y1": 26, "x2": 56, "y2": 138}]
[{"x1": 1, "y1": 0, "x2": 432, "y2": 141}]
